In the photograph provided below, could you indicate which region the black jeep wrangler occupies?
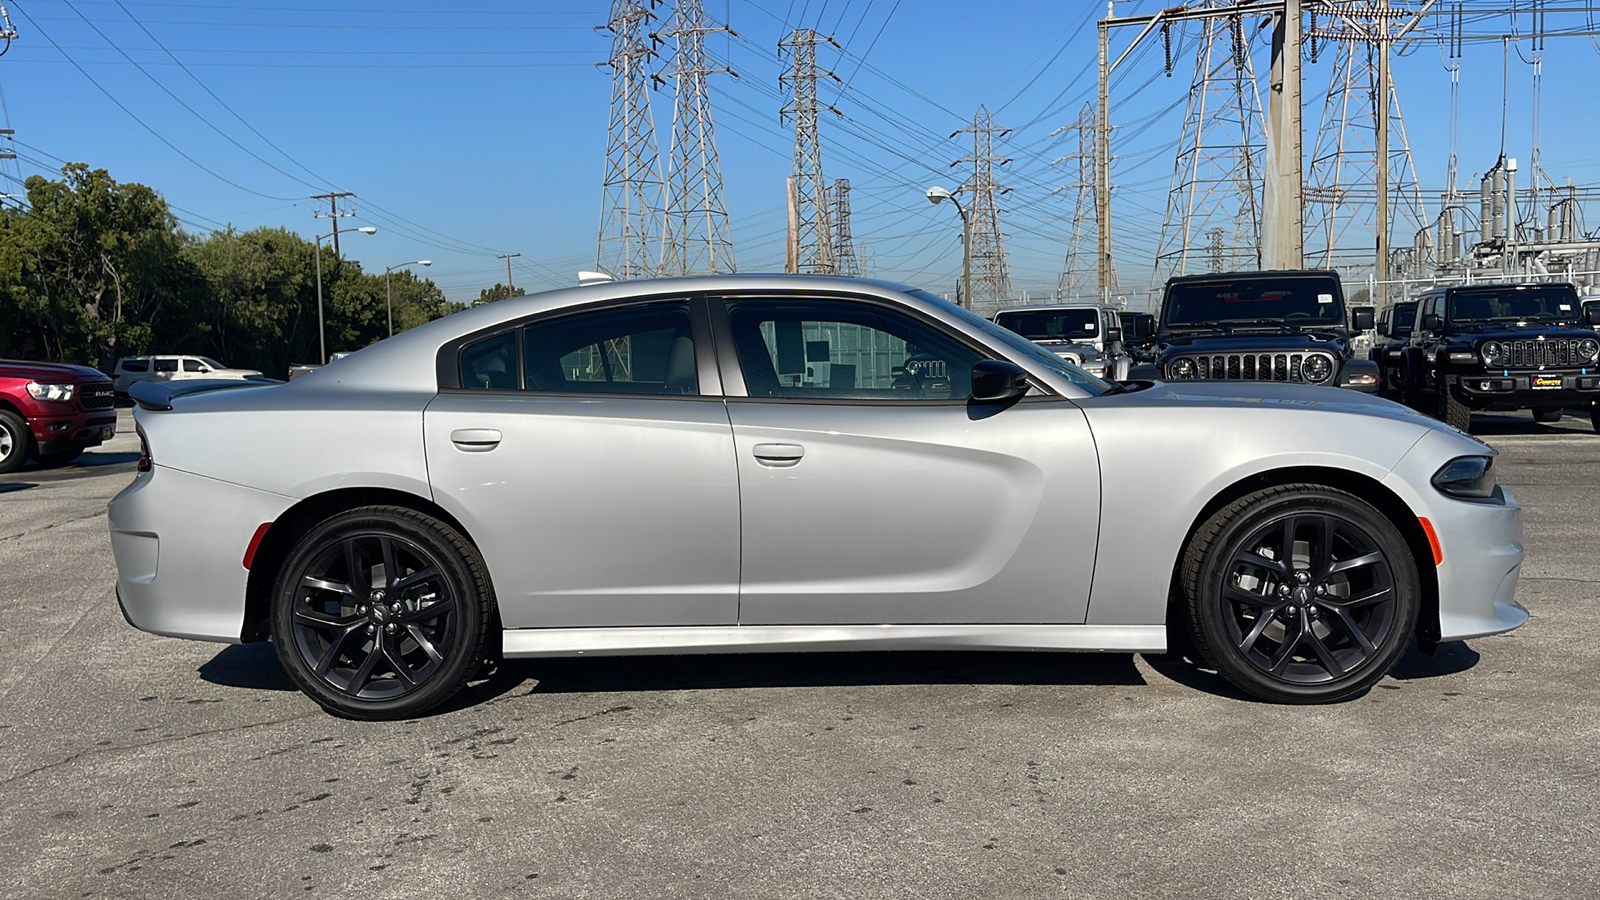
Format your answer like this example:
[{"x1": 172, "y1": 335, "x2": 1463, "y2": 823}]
[
  {"x1": 1129, "y1": 270, "x2": 1379, "y2": 391},
  {"x1": 1397, "y1": 282, "x2": 1600, "y2": 432},
  {"x1": 1369, "y1": 300, "x2": 1418, "y2": 400}
]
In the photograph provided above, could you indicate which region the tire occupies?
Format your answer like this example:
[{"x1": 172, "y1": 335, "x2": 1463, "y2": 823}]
[
  {"x1": 1182, "y1": 484, "x2": 1421, "y2": 704},
  {"x1": 0, "y1": 409, "x2": 31, "y2": 474},
  {"x1": 1435, "y1": 383, "x2": 1471, "y2": 432},
  {"x1": 1591, "y1": 405, "x2": 1600, "y2": 435},
  {"x1": 270, "y1": 506, "x2": 494, "y2": 720},
  {"x1": 33, "y1": 447, "x2": 84, "y2": 468},
  {"x1": 1532, "y1": 408, "x2": 1563, "y2": 424}
]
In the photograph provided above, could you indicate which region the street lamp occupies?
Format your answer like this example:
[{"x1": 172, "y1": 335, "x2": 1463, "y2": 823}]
[
  {"x1": 313, "y1": 226, "x2": 377, "y2": 364},
  {"x1": 925, "y1": 186, "x2": 971, "y2": 309},
  {"x1": 384, "y1": 260, "x2": 432, "y2": 338}
]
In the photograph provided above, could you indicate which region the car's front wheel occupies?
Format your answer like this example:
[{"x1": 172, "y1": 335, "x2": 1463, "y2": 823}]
[
  {"x1": 0, "y1": 410, "x2": 30, "y2": 474},
  {"x1": 1436, "y1": 384, "x2": 1471, "y2": 432},
  {"x1": 1532, "y1": 408, "x2": 1563, "y2": 424},
  {"x1": 1182, "y1": 485, "x2": 1420, "y2": 704},
  {"x1": 270, "y1": 506, "x2": 493, "y2": 719}
]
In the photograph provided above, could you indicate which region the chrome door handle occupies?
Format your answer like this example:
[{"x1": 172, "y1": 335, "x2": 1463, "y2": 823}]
[
  {"x1": 752, "y1": 442, "x2": 804, "y2": 467},
  {"x1": 450, "y1": 428, "x2": 502, "y2": 451}
]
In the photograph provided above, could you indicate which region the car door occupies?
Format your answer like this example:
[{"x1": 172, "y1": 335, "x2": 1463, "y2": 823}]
[
  {"x1": 712, "y1": 292, "x2": 1102, "y2": 626},
  {"x1": 423, "y1": 297, "x2": 741, "y2": 630}
]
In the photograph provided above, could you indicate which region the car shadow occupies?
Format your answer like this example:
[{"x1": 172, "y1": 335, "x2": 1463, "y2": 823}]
[
  {"x1": 74, "y1": 451, "x2": 143, "y2": 467},
  {"x1": 496, "y1": 649, "x2": 1147, "y2": 696},
  {"x1": 197, "y1": 642, "x2": 297, "y2": 692},
  {"x1": 0, "y1": 482, "x2": 37, "y2": 494},
  {"x1": 1140, "y1": 639, "x2": 1480, "y2": 703},
  {"x1": 1388, "y1": 640, "x2": 1480, "y2": 681}
]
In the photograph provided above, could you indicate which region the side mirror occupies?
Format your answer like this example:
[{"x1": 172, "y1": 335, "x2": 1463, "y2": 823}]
[
  {"x1": 970, "y1": 360, "x2": 1029, "y2": 403},
  {"x1": 1586, "y1": 304, "x2": 1600, "y2": 326},
  {"x1": 1351, "y1": 306, "x2": 1375, "y2": 332},
  {"x1": 1105, "y1": 326, "x2": 1123, "y2": 344},
  {"x1": 1423, "y1": 313, "x2": 1443, "y2": 332}
]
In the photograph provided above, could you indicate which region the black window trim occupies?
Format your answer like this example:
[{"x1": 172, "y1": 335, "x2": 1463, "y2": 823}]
[
  {"x1": 705, "y1": 289, "x2": 1057, "y2": 404},
  {"x1": 435, "y1": 293, "x2": 723, "y2": 399}
]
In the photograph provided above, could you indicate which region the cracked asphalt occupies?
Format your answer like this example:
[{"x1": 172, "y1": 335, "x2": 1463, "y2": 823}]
[{"x1": 2, "y1": 407, "x2": 1597, "y2": 899}]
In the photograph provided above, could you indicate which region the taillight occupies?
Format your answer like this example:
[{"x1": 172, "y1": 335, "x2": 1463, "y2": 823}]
[{"x1": 136, "y1": 425, "x2": 151, "y2": 472}]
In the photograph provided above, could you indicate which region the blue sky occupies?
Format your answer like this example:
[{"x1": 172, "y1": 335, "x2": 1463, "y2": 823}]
[{"x1": 3, "y1": 0, "x2": 1597, "y2": 306}]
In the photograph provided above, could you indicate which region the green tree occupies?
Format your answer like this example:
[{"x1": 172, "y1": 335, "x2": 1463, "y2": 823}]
[{"x1": 476, "y1": 282, "x2": 525, "y2": 305}]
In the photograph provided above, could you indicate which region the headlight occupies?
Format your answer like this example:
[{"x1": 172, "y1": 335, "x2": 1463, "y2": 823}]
[
  {"x1": 1579, "y1": 338, "x2": 1600, "y2": 362},
  {"x1": 1170, "y1": 357, "x2": 1198, "y2": 380},
  {"x1": 1302, "y1": 355, "x2": 1333, "y2": 384},
  {"x1": 1481, "y1": 341, "x2": 1505, "y2": 366},
  {"x1": 1432, "y1": 456, "x2": 1500, "y2": 501},
  {"x1": 25, "y1": 382, "x2": 75, "y2": 402}
]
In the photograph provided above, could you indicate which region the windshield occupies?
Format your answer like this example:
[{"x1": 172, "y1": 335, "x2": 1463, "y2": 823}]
[
  {"x1": 1446, "y1": 285, "x2": 1582, "y2": 325},
  {"x1": 1162, "y1": 278, "x2": 1344, "y2": 328},
  {"x1": 994, "y1": 308, "x2": 1098, "y2": 342},
  {"x1": 200, "y1": 357, "x2": 226, "y2": 369},
  {"x1": 907, "y1": 290, "x2": 1116, "y2": 396}
]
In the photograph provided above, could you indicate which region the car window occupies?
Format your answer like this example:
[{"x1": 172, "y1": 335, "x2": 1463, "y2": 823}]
[
  {"x1": 458, "y1": 301, "x2": 699, "y2": 395},
  {"x1": 153, "y1": 358, "x2": 178, "y2": 372},
  {"x1": 182, "y1": 359, "x2": 206, "y2": 372},
  {"x1": 725, "y1": 298, "x2": 983, "y2": 401},
  {"x1": 118, "y1": 358, "x2": 149, "y2": 373},
  {"x1": 200, "y1": 358, "x2": 226, "y2": 369}
]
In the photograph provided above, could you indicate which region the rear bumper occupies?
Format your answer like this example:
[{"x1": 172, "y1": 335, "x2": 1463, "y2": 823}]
[{"x1": 109, "y1": 465, "x2": 295, "y2": 643}]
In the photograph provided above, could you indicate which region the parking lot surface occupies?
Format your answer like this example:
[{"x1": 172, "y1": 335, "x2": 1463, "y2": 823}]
[{"x1": 1, "y1": 408, "x2": 1596, "y2": 899}]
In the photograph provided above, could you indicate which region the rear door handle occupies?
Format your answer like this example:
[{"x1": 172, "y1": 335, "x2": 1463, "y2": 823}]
[
  {"x1": 450, "y1": 428, "x2": 502, "y2": 451},
  {"x1": 752, "y1": 442, "x2": 805, "y2": 467}
]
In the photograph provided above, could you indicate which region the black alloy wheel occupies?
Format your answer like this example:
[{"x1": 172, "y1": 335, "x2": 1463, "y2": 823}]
[
  {"x1": 270, "y1": 506, "x2": 492, "y2": 719},
  {"x1": 0, "y1": 409, "x2": 30, "y2": 474},
  {"x1": 1184, "y1": 485, "x2": 1420, "y2": 703}
]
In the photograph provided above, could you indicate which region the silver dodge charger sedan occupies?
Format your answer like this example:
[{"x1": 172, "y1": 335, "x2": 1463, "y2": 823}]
[{"x1": 110, "y1": 275, "x2": 1527, "y2": 719}]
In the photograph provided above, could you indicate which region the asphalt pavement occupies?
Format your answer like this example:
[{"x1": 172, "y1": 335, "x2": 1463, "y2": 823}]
[{"x1": 1, "y1": 407, "x2": 1597, "y2": 899}]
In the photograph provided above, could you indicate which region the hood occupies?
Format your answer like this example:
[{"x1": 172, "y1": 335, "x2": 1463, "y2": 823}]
[
  {"x1": 0, "y1": 359, "x2": 109, "y2": 382},
  {"x1": 1159, "y1": 332, "x2": 1349, "y2": 354},
  {"x1": 1149, "y1": 379, "x2": 1451, "y2": 430},
  {"x1": 1036, "y1": 340, "x2": 1104, "y2": 360},
  {"x1": 1447, "y1": 324, "x2": 1598, "y2": 341}
]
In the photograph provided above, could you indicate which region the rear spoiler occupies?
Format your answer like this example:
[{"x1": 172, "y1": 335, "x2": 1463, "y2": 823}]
[{"x1": 130, "y1": 377, "x2": 282, "y2": 411}]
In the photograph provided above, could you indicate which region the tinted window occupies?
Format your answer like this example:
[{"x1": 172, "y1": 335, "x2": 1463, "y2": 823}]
[
  {"x1": 182, "y1": 359, "x2": 206, "y2": 372},
  {"x1": 119, "y1": 358, "x2": 149, "y2": 372},
  {"x1": 726, "y1": 298, "x2": 983, "y2": 401},
  {"x1": 1164, "y1": 278, "x2": 1344, "y2": 327},
  {"x1": 994, "y1": 308, "x2": 1098, "y2": 341},
  {"x1": 1390, "y1": 302, "x2": 1416, "y2": 337},
  {"x1": 460, "y1": 331, "x2": 519, "y2": 391},
  {"x1": 1446, "y1": 285, "x2": 1582, "y2": 324},
  {"x1": 458, "y1": 301, "x2": 699, "y2": 395},
  {"x1": 153, "y1": 358, "x2": 178, "y2": 372}
]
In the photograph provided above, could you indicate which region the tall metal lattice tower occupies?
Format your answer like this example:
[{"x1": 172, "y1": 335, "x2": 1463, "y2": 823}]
[
  {"x1": 829, "y1": 178, "x2": 859, "y2": 277},
  {"x1": 658, "y1": 0, "x2": 737, "y2": 275},
  {"x1": 596, "y1": 0, "x2": 664, "y2": 280},
  {"x1": 1303, "y1": 3, "x2": 1428, "y2": 283},
  {"x1": 955, "y1": 106, "x2": 1013, "y2": 310},
  {"x1": 1052, "y1": 102, "x2": 1102, "y2": 301},
  {"x1": 1152, "y1": 5, "x2": 1267, "y2": 286},
  {"x1": 780, "y1": 28, "x2": 836, "y2": 275}
]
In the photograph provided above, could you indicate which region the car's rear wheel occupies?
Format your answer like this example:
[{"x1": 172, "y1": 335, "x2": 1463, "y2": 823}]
[
  {"x1": 0, "y1": 410, "x2": 30, "y2": 474},
  {"x1": 33, "y1": 447, "x2": 84, "y2": 467},
  {"x1": 1532, "y1": 408, "x2": 1563, "y2": 424},
  {"x1": 1436, "y1": 385, "x2": 1471, "y2": 432},
  {"x1": 1591, "y1": 404, "x2": 1600, "y2": 434},
  {"x1": 1183, "y1": 485, "x2": 1420, "y2": 704},
  {"x1": 270, "y1": 506, "x2": 493, "y2": 720}
]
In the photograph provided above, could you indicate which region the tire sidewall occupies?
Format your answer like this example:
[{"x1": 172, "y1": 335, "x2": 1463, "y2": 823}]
[
  {"x1": 269, "y1": 507, "x2": 489, "y2": 720},
  {"x1": 1190, "y1": 488, "x2": 1421, "y2": 703},
  {"x1": 0, "y1": 409, "x2": 30, "y2": 474}
]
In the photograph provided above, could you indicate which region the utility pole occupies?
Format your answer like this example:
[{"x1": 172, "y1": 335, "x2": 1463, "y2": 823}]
[
  {"x1": 780, "y1": 28, "x2": 839, "y2": 275},
  {"x1": 1264, "y1": 0, "x2": 1304, "y2": 269},
  {"x1": 498, "y1": 253, "x2": 520, "y2": 295},
  {"x1": 310, "y1": 191, "x2": 356, "y2": 257},
  {"x1": 657, "y1": 0, "x2": 737, "y2": 275},
  {"x1": 596, "y1": 0, "x2": 664, "y2": 280},
  {"x1": 830, "y1": 178, "x2": 859, "y2": 277},
  {"x1": 1096, "y1": 16, "x2": 1113, "y2": 302},
  {"x1": 953, "y1": 106, "x2": 1013, "y2": 312}
]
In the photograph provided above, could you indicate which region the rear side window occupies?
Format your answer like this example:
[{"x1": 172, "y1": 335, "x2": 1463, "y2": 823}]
[
  {"x1": 118, "y1": 358, "x2": 149, "y2": 372},
  {"x1": 456, "y1": 300, "x2": 698, "y2": 396},
  {"x1": 153, "y1": 358, "x2": 178, "y2": 372}
]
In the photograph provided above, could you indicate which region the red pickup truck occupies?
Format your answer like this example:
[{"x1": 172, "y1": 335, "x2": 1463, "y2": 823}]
[{"x1": 0, "y1": 359, "x2": 119, "y2": 473}]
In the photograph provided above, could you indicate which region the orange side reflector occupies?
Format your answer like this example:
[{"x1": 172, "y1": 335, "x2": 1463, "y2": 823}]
[
  {"x1": 1418, "y1": 517, "x2": 1443, "y2": 566},
  {"x1": 242, "y1": 522, "x2": 273, "y2": 570}
]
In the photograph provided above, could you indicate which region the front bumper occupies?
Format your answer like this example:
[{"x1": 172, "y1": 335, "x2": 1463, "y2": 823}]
[
  {"x1": 109, "y1": 464, "x2": 295, "y2": 643},
  {"x1": 1451, "y1": 371, "x2": 1600, "y2": 410},
  {"x1": 29, "y1": 410, "x2": 116, "y2": 452}
]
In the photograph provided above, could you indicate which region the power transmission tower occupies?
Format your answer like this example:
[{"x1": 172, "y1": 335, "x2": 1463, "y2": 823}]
[
  {"x1": 954, "y1": 106, "x2": 1013, "y2": 312},
  {"x1": 597, "y1": 0, "x2": 665, "y2": 280},
  {"x1": 1303, "y1": 3, "x2": 1428, "y2": 298},
  {"x1": 1152, "y1": 4, "x2": 1267, "y2": 287},
  {"x1": 1051, "y1": 102, "x2": 1102, "y2": 301},
  {"x1": 780, "y1": 28, "x2": 839, "y2": 275},
  {"x1": 829, "y1": 178, "x2": 859, "y2": 277},
  {"x1": 657, "y1": 0, "x2": 737, "y2": 275},
  {"x1": 311, "y1": 191, "x2": 356, "y2": 257}
]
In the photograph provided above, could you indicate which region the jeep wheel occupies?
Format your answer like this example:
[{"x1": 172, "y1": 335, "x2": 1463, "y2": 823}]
[
  {"x1": 1591, "y1": 404, "x2": 1600, "y2": 434},
  {"x1": 1532, "y1": 408, "x2": 1563, "y2": 424},
  {"x1": 0, "y1": 409, "x2": 30, "y2": 474},
  {"x1": 1183, "y1": 484, "x2": 1421, "y2": 704},
  {"x1": 1436, "y1": 386, "x2": 1471, "y2": 432}
]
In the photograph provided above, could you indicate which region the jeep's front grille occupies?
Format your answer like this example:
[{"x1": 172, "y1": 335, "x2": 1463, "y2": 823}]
[
  {"x1": 1502, "y1": 339, "x2": 1583, "y2": 368},
  {"x1": 1173, "y1": 352, "x2": 1336, "y2": 383},
  {"x1": 79, "y1": 380, "x2": 116, "y2": 410}
]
